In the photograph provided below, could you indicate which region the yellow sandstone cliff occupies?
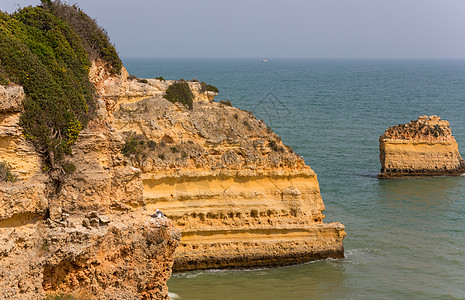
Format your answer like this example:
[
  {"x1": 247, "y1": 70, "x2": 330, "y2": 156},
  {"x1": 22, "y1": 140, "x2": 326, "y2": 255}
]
[
  {"x1": 0, "y1": 81, "x2": 180, "y2": 299},
  {"x1": 0, "y1": 58, "x2": 346, "y2": 299},
  {"x1": 90, "y1": 61, "x2": 346, "y2": 271},
  {"x1": 379, "y1": 115, "x2": 465, "y2": 178}
]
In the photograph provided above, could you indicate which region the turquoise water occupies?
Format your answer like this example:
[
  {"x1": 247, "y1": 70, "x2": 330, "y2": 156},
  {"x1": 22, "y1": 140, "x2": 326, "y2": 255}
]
[{"x1": 124, "y1": 58, "x2": 465, "y2": 299}]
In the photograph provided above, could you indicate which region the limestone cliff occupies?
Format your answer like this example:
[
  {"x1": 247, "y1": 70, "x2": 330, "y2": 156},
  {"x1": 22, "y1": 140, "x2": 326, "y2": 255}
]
[
  {"x1": 379, "y1": 115, "x2": 465, "y2": 178},
  {"x1": 0, "y1": 83, "x2": 180, "y2": 299},
  {"x1": 90, "y1": 61, "x2": 346, "y2": 271},
  {"x1": 0, "y1": 54, "x2": 346, "y2": 298}
]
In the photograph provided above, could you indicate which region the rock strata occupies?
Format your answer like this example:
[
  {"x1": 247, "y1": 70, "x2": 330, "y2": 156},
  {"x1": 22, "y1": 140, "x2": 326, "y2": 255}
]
[
  {"x1": 0, "y1": 213, "x2": 179, "y2": 300},
  {"x1": 91, "y1": 62, "x2": 347, "y2": 271},
  {"x1": 0, "y1": 81, "x2": 180, "y2": 299},
  {"x1": 379, "y1": 115, "x2": 465, "y2": 178}
]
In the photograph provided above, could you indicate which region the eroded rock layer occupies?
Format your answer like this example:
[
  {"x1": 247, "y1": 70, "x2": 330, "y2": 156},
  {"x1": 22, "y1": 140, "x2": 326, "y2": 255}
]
[
  {"x1": 91, "y1": 62, "x2": 346, "y2": 271},
  {"x1": 0, "y1": 81, "x2": 180, "y2": 299},
  {"x1": 379, "y1": 115, "x2": 465, "y2": 178},
  {"x1": 0, "y1": 212, "x2": 180, "y2": 300}
]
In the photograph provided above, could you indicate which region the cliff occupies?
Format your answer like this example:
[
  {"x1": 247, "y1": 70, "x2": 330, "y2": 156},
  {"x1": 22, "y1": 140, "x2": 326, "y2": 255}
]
[
  {"x1": 379, "y1": 115, "x2": 465, "y2": 178},
  {"x1": 91, "y1": 62, "x2": 346, "y2": 271},
  {"x1": 0, "y1": 83, "x2": 180, "y2": 299},
  {"x1": 0, "y1": 2, "x2": 345, "y2": 298}
]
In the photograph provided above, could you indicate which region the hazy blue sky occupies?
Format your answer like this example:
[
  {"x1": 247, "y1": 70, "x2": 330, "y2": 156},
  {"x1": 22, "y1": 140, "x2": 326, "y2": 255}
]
[{"x1": 3, "y1": 0, "x2": 465, "y2": 59}]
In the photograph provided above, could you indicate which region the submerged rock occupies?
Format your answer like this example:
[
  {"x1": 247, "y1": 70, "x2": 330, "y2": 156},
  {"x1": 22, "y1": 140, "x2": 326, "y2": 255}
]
[{"x1": 378, "y1": 115, "x2": 465, "y2": 178}]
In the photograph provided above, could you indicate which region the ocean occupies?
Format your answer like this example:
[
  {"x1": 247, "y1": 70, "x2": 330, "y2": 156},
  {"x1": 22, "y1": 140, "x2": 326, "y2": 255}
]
[{"x1": 124, "y1": 58, "x2": 465, "y2": 299}]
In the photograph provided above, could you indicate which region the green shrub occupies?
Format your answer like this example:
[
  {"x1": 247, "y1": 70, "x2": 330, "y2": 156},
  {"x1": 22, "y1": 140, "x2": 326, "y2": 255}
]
[
  {"x1": 121, "y1": 135, "x2": 157, "y2": 163},
  {"x1": 220, "y1": 100, "x2": 232, "y2": 106},
  {"x1": 163, "y1": 81, "x2": 194, "y2": 109},
  {"x1": 268, "y1": 140, "x2": 279, "y2": 151},
  {"x1": 41, "y1": 0, "x2": 122, "y2": 74},
  {"x1": 200, "y1": 81, "x2": 219, "y2": 93},
  {"x1": 0, "y1": 1, "x2": 122, "y2": 175},
  {"x1": 0, "y1": 161, "x2": 17, "y2": 182},
  {"x1": 62, "y1": 161, "x2": 76, "y2": 174},
  {"x1": 127, "y1": 75, "x2": 148, "y2": 84},
  {"x1": 0, "y1": 76, "x2": 9, "y2": 86},
  {"x1": 0, "y1": 66, "x2": 9, "y2": 85},
  {"x1": 155, "y1": 76, "x2": 165, "y2": 81}
]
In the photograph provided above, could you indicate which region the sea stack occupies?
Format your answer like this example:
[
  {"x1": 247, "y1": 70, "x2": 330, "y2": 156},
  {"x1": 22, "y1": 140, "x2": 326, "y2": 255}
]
[{"x1": 378, "y1": 115, "x2": 465, "y2": 178}]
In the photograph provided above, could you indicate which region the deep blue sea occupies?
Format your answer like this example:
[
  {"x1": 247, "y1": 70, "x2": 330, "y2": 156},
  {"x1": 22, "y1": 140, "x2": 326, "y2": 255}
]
[{"x1": 124, "y1": 58, "x2": 465, "y2": 300}]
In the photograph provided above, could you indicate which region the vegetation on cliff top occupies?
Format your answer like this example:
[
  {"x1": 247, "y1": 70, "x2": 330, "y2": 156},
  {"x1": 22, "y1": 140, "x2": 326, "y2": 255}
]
[
  {"x1": 163, "y1": 81, "x2": 194, "y2": 109},
  {"x1": 0, "y1": 0, "x2": 121, "y2": 174}
]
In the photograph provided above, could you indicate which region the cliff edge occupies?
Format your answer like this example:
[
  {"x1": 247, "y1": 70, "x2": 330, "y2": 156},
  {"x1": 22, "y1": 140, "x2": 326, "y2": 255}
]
[
  {"x1": 379, "y1": 115, "x2": 465, "y2": 178},
  {"x1": 0, "y1": 2, "x2": 345, "y2": 298},
  {"x1": 0, "y1": 82, "x2": 180, "y2": 300},
  {"x1": 91, "y1": 62, "x2": 347, "y2": 271}
]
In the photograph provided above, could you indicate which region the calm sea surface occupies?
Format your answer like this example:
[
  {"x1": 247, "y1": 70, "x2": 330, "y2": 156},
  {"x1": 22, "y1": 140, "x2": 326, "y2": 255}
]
[{"x1": 124, "y1": 58, "x2": 465, "y2": 299}]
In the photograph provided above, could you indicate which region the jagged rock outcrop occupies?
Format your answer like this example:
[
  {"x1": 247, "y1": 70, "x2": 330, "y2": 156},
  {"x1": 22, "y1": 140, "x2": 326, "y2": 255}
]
[
  {"x1": 0, "y1": 82, "x2": 180, "y2": 299},
  {"x1": 90, "y1": 61, "x2": 346, "y2": 271},
  {"x1": 0, "y1": 55, "x2": 346, "y2": 298},
  {"x1": 0, "y1": 212, "x2": 179, "y2": 300},
  {"x1": 379, "y1": 115, "x2": 465, "y2": 178}
]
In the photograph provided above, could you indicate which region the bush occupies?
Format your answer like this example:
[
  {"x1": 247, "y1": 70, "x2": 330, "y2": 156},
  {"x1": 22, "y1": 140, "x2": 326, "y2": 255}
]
[
  {"x1": 121, "y1": 134, "x2": 157, "y2": 163},
  {"x1": 0, "y1": 1, "x2": 122, "y2": 175},
  {"x1": 155, "y1": 76, "x2": 165, "y2": 81},
  {"x1": 200, "y1": 81, "x2": 219, "y2": 93},
  {"x1": 220, "y1": 100, "x2": 232, "y2": 106},
  {"x1": 0, "y1": 66, "x2": 10, "y2": 85},
  {"x1": 0, "y1": 161, "x2": 17, "y2": 182},
  {"x1": 0, "y1": 6, "x2": 94, "y2": 169},
  {"x1": 127, "y1": 75, "x2": 148, "y2": 84},
  {"x1": 62, "y1": 161, "x2": 76, "y2": 174},
  {"x1": 41, "y1": 0, "x2": 122, "y2": 74},
  {"x1": 163, "y1": 81, "x2": 194, "y2": 109},
  {"x1": 268, "y1": 140, "x2": 279, "y2": 151}
]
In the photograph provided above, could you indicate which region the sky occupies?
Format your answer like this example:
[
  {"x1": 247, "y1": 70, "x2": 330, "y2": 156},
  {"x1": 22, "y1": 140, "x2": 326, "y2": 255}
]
[{"x1": 2, "y1": 0, "x2": 465, "y2": 59}]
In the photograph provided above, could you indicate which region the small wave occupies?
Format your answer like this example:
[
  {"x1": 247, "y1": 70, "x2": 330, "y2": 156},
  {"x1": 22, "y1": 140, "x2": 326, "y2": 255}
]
[{"x1": 169, "y1": 292, "x2": 181, "y2": 299}]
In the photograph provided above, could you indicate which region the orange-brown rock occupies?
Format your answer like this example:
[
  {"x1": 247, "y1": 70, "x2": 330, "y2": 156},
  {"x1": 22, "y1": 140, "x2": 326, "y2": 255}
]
[
  {"x1": 0, "y1": 212, "x2": 179, "y2": 300},
  {"x1": 90, "y1": 61, "x2": 346, "y2": 271},
  {"x1": 379, "y1": 115, "x2": 465, "y2": 178},
  {"x1": 0, "y1": 80, "x2": 180, "y2": 299},
  {"x1": 0, "y1": 57, "x2": 345, "y2": 299}
]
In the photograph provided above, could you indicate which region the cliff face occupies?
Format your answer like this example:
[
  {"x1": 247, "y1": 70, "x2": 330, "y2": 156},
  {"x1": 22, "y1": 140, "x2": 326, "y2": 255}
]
[
  {"x1": 379, "y1": 115, "x2": 465, "y2": 178},
  {"x1": 0, "y1": 55, "x2": 346, "y2": 298},
  {"x1": 90, "y1": 62, "x2": 346, "y2": 271},
  {"x1": 0, "y1": 82, "x2": 180, "y2": 299}
]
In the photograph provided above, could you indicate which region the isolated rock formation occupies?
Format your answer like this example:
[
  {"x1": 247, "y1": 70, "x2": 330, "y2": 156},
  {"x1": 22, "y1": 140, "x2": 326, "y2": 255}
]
[
  {"x1": 91, "y1": 62, "x2": 346, "y2": 271},
  {"x1": 379, "y1": 115, "x2": 465, "y2": 178}
]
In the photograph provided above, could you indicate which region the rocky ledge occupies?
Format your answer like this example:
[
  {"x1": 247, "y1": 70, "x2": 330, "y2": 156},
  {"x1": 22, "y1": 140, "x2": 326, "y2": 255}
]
[
  {"x1": 0, "y1": 81, "x2": 180, "y2": 299},
  {"x1": 91, "y1": 61, "x2": 346, "y2": 271},
  {"x1": 0, "y1": 58, "x2": 346, "y2": 298},
  {"x1": 379, "y1": 115, "x2": 465, "y2": 178}
]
